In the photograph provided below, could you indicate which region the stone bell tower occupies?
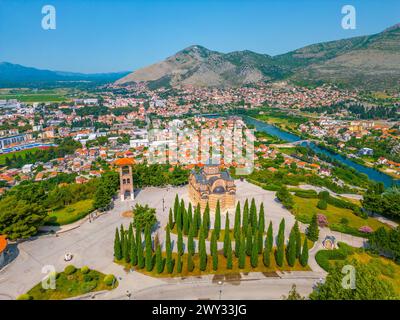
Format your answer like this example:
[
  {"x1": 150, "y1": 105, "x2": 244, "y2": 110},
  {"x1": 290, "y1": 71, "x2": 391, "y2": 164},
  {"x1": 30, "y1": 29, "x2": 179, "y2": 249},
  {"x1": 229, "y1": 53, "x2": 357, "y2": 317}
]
[{"x1": 114, "y1": 158, "x2": 135, "y2": 201}]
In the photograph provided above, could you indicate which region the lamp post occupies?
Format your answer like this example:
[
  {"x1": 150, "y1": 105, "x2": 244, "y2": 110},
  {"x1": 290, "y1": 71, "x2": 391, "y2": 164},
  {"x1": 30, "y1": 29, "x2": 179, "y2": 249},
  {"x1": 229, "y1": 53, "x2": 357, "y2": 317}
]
[{"x1": 218, "y1": 280, "x2": 223, "y2": 300}]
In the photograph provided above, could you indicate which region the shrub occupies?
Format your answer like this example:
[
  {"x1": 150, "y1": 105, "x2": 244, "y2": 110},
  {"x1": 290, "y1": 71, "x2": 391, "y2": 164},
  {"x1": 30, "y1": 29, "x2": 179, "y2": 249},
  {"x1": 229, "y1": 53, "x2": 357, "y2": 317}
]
[
  {"x1": 103, "y1": 274, "x2": 116, "y2": 286},
  {"x1": 83, "y1": 274, "x2": 93, "y2": 282},
  {"x1": 17, "y1": 294, "x2": 32, "y2": 300},
  {"x1": 317, "y1": 214, "x2": 328, "y2": 227},
  {"x1": 80, "y1": 266, "x2": 90, "y2": 274},
  {"x1": 359, "y1": 226, "x2": 373, "y2": 234},
  {"x1": 340, "y1": 217, "x2": 349, "y2": 225},
  {"x1": 64, "y1": 265, "x2": 76, "y2": 275},
  {"x1": 317, "y1": 199, "x2": 327, "y2": 210},
  {"x1": 318, "y1": 191, "x2": 330, "y2": 201},
  {"x1": 294, "y1": 190, "x2": 318, "y2": 198},
  {"x1": 82, "y1": 281, "x2": 97, "y2": 293}
]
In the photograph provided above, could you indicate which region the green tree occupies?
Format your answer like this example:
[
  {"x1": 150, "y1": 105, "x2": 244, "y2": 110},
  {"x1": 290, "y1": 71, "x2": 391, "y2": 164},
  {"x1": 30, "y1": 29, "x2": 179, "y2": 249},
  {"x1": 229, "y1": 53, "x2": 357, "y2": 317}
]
[
  {"x1": 242, "y1": 199, "x2": 249, "y2": 232},
  {"x1": 238, "y1": 233, "x2": 246, "y2": 269},
  {"x1": 177, "y1": 253, "x2": 182, "y2": 273},
  {"x1": 165, "y1": 225, "x2": 174, "y2": 273},
  {"x1": 214, "y1": 200, "x2": 221, "y2": 239},
  {"x1": 307, "y1": 214, "x2": 319, "y2": 242},
  {"x1": 223, "y1": 213, "x2": 230, "y2": 257},
  {"x1": 266, "y1": 221, "x2": 273, "y2": 253},
  {"x1": 114, "y1": 227, "x2": 122, "y2": 260},
  {"x1": 258, "y1": 202, "x2": 265, "y2": 234},
  {"x1": 123, "y1": 233, "x2": 130, "y2": 263},
  {"x1": 226, "y1": 238, "x2": 233, "y2": 270},
  {"x1": 286, "y1": 229, "x2": 296, "y2": 267},
  {"x1": 177, "y1": 227, "x2": 184, "y2": 256},
  {"x1": 137, "y1": 231, "x2": 145, "y2": 269},
  {"x1": 300, "y1": 238, "x2": 309, "y2": 267},
  {"x1": 193, "y1": 204, "x2": 201, "y2": 237},
  {"x1": 250, "y1": 233, "x2": 259, "y2": 268},
  {"x1": 93, "y1": 183, "x2": 111, "y2": 210},
  {"x1": 309, "y1": 261, "x2": 399, "y2": 300},
  {"x1": 250, "y1": 198, "x2": 257, "y2": 233},
  {"x1": 155, "y1": 243, "x2": 164, "y2": 274},
  {"x1": 245, "y1": 224, "x2": 252, "y2": 256},
  {"x1": 203, "y1": 202, "x2": 210, "y2": 238},
  {"x1": 187, "y1": 253, "x2": 194, "y2": 272},
  {"x1": 187, "y1": 223, "x2": 195, "y2": 256},
  {"x1": 234, "y1": 202, "x2": 241, "y2": 240},
  {"x1": 173, "y1": 194, "x2": 179, "y2": 220},
  {"x1": 317, "y1": 199, "x2": 327, "y2": 210},
  {"x1": 199, "y1": 226, "x2": 207, "y2": 271},
  {"x1": 145, "y1": 225, "x2": 153, "y2": 271},
  {"x1": 187, "y1": 203, "x2": 193, "y2": 228},
  {"x1": 263, "y1": 236, "x2": 271, "y2": 267},
  {"x1": 211, "y1": 230, "x2": 218, "y2": 271},
  {"x1": 168, "y1": 208, "x2": 174, "y2": 229},
  {"x1": 130, "y1": 231, "x2": 137, "y2": 266},
  {"x1": 293, "y1": 221, "x2": 302, "y2": 258},
  {"x1": 275, "y1": 219, "x2": 285, "y2": 267},
  {"x1": 132, "y1": 203, "x2": 157, "y2": 232},
  {"x1": 276, "y1": 186, "x2": 294, "y2": 209}
]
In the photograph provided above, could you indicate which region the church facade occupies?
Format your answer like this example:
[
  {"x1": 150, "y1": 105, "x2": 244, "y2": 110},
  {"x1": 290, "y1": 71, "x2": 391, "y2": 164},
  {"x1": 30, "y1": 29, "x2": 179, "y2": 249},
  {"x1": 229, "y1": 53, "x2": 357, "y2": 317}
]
[{"x1": 188, "y1": 165, "x2": 236, "y2": 212}]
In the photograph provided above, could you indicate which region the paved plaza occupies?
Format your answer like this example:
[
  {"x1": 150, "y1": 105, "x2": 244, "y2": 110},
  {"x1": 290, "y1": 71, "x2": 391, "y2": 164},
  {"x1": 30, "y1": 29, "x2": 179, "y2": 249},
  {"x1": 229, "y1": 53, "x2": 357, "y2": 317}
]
[{"x1": 0, "y1": 180, "x2": 351, "y2": 300}]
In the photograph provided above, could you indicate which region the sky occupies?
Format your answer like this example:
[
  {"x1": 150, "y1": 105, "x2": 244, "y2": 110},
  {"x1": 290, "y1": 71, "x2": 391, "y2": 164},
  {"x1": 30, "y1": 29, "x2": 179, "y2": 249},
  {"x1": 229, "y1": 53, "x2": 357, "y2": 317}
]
[{"x1": 0, "y1": 0, "x2": 399, "y2": 73}]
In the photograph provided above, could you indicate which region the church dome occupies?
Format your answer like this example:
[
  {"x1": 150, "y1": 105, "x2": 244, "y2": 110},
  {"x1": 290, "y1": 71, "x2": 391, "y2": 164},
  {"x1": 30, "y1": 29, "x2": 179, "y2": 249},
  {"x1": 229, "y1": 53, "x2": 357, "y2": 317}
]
[{"x1": 213, "y1": 186, "x2": 225, "y2": 194}]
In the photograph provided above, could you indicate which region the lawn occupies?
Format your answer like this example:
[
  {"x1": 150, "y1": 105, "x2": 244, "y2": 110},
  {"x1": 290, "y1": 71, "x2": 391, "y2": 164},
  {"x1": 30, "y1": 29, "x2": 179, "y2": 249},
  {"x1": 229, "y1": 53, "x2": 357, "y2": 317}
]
[
  {"x1": 45, "y1": 199, "x2": 94, "y2": 226},
  {"x1": 0, "y1": 148, "x2": 40, "y2": 165},
  {"x1": 117, "y1": 250, "x2": 310, "y2": 279},
  {"x1": 291, "y1": 195, "x2": 389, "y2": 235},
  {"x1": 24, "y1": 267, "x2": 117, "y2": 300}
]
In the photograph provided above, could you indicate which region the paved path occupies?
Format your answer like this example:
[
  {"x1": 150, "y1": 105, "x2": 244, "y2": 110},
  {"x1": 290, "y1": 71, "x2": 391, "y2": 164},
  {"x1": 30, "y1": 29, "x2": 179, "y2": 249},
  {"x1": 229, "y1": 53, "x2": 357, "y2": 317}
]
[{"x1": 0, "y1": 180, "x2": 368, "y2": 300}]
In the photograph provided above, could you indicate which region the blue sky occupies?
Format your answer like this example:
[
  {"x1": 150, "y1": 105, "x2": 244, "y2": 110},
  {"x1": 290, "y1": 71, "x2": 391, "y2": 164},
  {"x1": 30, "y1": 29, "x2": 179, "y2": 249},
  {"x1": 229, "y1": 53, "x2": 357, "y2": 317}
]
[{"x1": 0, "y1": 0, "x2": 399, "y2": 73}]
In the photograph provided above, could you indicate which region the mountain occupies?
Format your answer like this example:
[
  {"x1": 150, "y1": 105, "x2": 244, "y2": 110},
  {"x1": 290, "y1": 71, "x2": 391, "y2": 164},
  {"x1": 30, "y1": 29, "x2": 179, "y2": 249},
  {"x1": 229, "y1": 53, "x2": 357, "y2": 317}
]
[
  {"x1": 116, "y1": 23, "x2": 400, "y2": 90},
  {"x1": 0, "y1": 62, "x2": 130, "y2": 87}
]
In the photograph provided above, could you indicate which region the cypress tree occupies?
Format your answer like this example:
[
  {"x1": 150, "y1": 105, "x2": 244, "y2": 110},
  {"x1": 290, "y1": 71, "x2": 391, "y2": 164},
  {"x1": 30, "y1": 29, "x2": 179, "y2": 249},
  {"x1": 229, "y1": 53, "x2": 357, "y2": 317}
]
[
  {"x1": 250, "y1": 233, "x2": 259, "y2": 268},
  {"x1": 194, "y1": 204, "x2": 201, "y2": 237},
  {"x1": 120, "y1": 225, "x2": 125, "y2": 252},
  {"x1": 177, "y1": 227, "x2": 184, "y2": 256},
  {"x1": 257, "y1": 229, "x2": 263, "y2": 254},
  {"x1": 128, "y1": 223, "x2": 133, "y2": 248},
  {"x1": 114, "y1": 227, "x2": 122, "y2": 260},
  {"x1": 250, "y1": 198, "x2": 257, "y2": 232},
  {"x1": 211, "y1": 230, "x2": 218, "y2": 271},
  {"x1": 203, "y1": 202, "x2": 210, "y2": 237},
  {"x1": 177, "y1": 253, "x2": 182, "y2": 273},
  {"x1": 293, "y1": 221, "x2": 301, "y2": 258},
  {"x1": 258, "y1": 203, "x2": 265, "y2": 234},
  {"x1": 275, "y1": 220, "x2": 285, "y2": 267},
  {"x1": 176, "y1": 203, "x2": 182, "y2": 232},
  {"x1": 130, "y1": 231, "x2": 137, "y2": 266},
  {"x1": 137, "y1": 231, "x2": 145, "y2": 269},
  {"x1": 245, "y1": 223, "x2": 252, "y2": 256},
  {"x1": 199, "y1": 226, "x2": 207, "y2": 271},
  {"x1": 165, "y1": 225, "x2": 174, "y2": 273},
  {"x1": 123, "y1": 233, "x2": 130, "y2": 263},
  {"x1": 307, "y1": 214, "x2": 319, "y2": 242},
  {"x1": 214, "y1": 200, "x2": 221, "y2": 239},
  {"x1": 234, "y1": 229, "x2": 241, "y2": 258},
  {"x1": 223, "y1": 213, "x2": 230, "y2": 257},
  {"x1": 238, "y1": 233, "x2": 246, "y2": 269},
  {"x1": 183, "y1": 206, "x2": 189, "y2": 236},
  {"x1": 187, "y1": 223, "x2": 195, "y2": 256},
  {"x1": 286, "y1": 229, "x2": 296, "y2": 267},
  {"x1": 155, "y1": 243, "x2": 164, "y2": 274},
  {"x1": 300, "y1": 238, "x2": 309, "y2": 267},
  {"x1": 226, "y1": 238, "x2": 233, "y2": 270},
  {"x1": 168, "y1": 208, "x2": 174, "y2": 229},
  {"x1": 145, "y1": 225, "x2": 153, "y2": 271},
  {"x1": 187, "y1": 253, "x2": 194, "y2": 272},
  {"x1": 187, "y1": 203, "x2": 193, "y2": 228},
  {"x1": 266, "y1": 221, "x2": 273, "y2": 253},
  {"x1": 173, "y1": 194, "x2": 179, "y2": 220},
  {"x1": 234, "y1": 202, "x2": 241, "y2": 240},
  {"x1": 242, "y1": 199, "x2": 249, "y2": 232},
  {"x1": 263, "y1": 237, "x2": 271, "y2": 267}
]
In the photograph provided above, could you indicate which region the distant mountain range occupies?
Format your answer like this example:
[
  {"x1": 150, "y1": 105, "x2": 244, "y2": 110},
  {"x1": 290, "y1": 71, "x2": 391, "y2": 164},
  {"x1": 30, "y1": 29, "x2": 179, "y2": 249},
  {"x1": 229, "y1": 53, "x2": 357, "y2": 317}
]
[
  {"x1": 116, "y1": 23, "x2": 400, "y2": 90},
  {"x1": 0, "y1": 62, "x2": 129, "y2": 87}
]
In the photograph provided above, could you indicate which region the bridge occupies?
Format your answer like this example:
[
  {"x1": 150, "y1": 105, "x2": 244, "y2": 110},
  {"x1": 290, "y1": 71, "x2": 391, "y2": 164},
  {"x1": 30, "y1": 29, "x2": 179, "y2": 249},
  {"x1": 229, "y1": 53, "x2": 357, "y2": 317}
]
[{"x1": 271, "y1": 139, "x2": 318, "y2": 148}]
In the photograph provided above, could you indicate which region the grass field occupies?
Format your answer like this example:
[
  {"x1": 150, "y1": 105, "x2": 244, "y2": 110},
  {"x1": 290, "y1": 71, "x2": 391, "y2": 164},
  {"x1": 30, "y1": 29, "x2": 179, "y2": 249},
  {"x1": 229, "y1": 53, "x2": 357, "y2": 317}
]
[
  {"x1": 117, "y1": 250, "x2": 310, "y2": 279},
  {"x1": 45, "y1": 199, "x2": 94, "y2": 226},
  {"x1": 25, "y1": 267, "x2": 117, "y2": 300},
  {"x1": 0, "y1": 94, "x2": 68, "y2": 102},
  {"x1": 0, "y1": 148, "x2": 39, "y2": 165},
  {"x1": 292, "y1": 196, "x2": 388, "y2": 232}
]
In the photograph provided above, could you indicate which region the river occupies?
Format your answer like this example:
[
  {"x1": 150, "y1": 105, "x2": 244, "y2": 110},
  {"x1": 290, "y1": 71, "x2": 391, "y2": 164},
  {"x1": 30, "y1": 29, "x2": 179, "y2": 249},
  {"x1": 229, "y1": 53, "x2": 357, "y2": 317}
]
[{"x1": 243, "y1": 116, "x2": 399, "y2": 187}]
